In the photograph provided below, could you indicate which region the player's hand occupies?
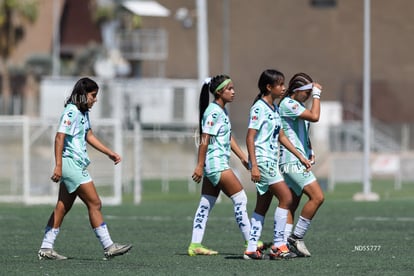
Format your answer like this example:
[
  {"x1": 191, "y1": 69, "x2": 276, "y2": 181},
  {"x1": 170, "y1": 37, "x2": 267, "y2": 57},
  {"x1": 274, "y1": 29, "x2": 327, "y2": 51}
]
[
  {"x1": 309, "y1": 154, "x2": 316, "y2": 165},
  {"x1": 299, "y1": 156, "x2": 312, "y2": 172},
  {"x1": 108, "y1": 152, "x2": 121, "y2": 165},
  {"x1": 313, "y1": 82, "x2": 322, "y2": 90},
  {"x1": 192, "y1": 166, "x2": 203, "y2": 183},
  {"x1": 250, "y1": 165, "x2": 261, "y2": 183},
  {"x1": 312, "y1": 83, "x2": 322, "y2": 99},
  {"x1": 51, "y1": 166, "x2": 62, "y2": 182}
]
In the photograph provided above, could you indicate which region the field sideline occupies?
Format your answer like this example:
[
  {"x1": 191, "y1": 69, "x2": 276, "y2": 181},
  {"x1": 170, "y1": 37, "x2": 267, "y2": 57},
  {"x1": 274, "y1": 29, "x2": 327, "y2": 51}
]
[{"x1": 1, "y1": 180, "x2": 414, "y2": 275}]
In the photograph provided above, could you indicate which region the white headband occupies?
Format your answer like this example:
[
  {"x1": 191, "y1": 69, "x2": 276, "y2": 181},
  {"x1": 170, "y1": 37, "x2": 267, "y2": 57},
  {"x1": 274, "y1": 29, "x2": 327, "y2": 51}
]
[{"x1": 293, "y1": 83, "x2": 312, "y2": 92}]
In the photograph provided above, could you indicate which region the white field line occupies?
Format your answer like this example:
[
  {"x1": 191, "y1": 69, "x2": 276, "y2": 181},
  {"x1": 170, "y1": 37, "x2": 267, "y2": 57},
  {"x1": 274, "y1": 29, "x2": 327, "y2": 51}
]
[{"x1": 354, "y1": 216, "x2": 414, "y2": 222}]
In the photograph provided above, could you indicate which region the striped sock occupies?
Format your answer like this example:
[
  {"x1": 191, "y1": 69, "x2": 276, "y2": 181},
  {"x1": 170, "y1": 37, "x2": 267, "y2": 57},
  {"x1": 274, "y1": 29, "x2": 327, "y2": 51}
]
[
  {"x1": 273, "y1": 207, "x2": 288, "y2": 248},
  {"x1": 40, "y1": 226, "x2": 59, "y2": 249},
  {"x1": 231, "y1": 190, "x2": 251, "y2": 241},
  {"x1": 246, "y1": 212, "x2": 264, "y2": 252},
  {"x1": 284, "y1": 223, "x2": 293, "y2": 243},
  {"x1": 190, "y1": 194, "x2": 217, "y2": 244},
  {"x1": 293, "y1": 216, "x2": 311, "y2": 239},
  {"x1": 94, "y1": 222, "x2": 113, "y2": 249}
]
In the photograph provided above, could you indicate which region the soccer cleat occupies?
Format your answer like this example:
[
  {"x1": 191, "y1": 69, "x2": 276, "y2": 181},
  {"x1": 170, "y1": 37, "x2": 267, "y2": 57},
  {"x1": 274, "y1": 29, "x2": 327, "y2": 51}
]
[
  {"x1": 269, "y1": 244, "x2": 296, "y2": 260},
  {"x1": 38, "y1": 248, "x2": 67, "y2": 260},
  {"x1": 104, "y1": 243, "x2": 132, "y2": 258},
  {"x1": 188, "y1": 243, "x2": 218, "y2": 256},
  {"x1": 243, "y1": 250, "x2": 265, "y2": 260},
  {"x1": 288, "y1": 236, "x2": 311, "y2": 257}
]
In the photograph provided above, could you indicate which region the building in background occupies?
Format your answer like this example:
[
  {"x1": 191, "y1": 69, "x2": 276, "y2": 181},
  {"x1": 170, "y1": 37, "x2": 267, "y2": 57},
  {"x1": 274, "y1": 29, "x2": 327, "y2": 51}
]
[
  {"x1": 6, "y1": 0, "x2": 414, "y2": 149},
  {"x1": 2, "y1": 0, "x2": 414, "y2": 204}
]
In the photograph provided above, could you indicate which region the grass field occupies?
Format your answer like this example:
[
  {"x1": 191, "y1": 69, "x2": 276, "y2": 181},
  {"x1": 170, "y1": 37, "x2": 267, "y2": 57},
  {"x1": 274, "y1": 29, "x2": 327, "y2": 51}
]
[{"x1": 1, "y1": 180, "x2": 414, "y2": 275}]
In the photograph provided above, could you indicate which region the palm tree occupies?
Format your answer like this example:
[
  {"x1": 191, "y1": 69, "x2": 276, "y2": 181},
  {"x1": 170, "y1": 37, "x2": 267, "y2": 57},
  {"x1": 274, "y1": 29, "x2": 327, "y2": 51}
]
[{"x1": 0, "y1": 0, "x2": 37, "y2": 114}]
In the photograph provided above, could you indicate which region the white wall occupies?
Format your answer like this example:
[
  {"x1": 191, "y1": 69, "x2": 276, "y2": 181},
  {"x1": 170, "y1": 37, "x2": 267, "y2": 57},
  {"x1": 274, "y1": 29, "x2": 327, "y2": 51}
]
[
  {"x1": 312, "y1": 101, "x2": 343, "y2": 151},
  {"x1": 40, "y1": 77, "x2": 199, "y2": 128}
]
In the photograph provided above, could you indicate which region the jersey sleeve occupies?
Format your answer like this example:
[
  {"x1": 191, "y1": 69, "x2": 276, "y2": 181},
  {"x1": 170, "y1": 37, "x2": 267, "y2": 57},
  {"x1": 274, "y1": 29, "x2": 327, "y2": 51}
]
[
  {"x1": 248, "y1": 104, "x2": 265, "y2": 130},
  {"x1": 279, "y1": 98, "x2": 306, "y2": 119},
  {"x1": 202, "y1": 110, "x2": 222, "y2": 136},
  {"x1": 57, "y1": 106, "x2": 79, "y2": 135}
]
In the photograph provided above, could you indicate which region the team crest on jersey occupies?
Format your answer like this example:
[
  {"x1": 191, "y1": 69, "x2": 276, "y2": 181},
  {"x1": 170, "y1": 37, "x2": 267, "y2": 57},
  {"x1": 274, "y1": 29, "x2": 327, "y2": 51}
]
[
  {"x1": 252, "y1": 107, "x2": 260, "y2": 120},
  {"x1": 291, "y1": 103, "x2": 299, "y2": 110},
  {"x1": 63, "y1": 120, "x2": 71, "y2": 126},
  {"x1": 207, "y1": 121, "x2": 214, "y2": 126}
]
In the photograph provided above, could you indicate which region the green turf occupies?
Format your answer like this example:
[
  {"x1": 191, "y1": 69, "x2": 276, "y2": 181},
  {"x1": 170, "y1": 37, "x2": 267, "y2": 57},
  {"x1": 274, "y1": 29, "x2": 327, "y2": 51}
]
[{"x1": 1, "y1": 180, "x2": 414, "y2": 275}]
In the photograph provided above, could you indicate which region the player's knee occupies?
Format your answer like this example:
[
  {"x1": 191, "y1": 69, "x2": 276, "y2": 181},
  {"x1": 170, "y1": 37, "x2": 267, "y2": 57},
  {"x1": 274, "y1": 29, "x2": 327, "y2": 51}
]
[
  {"x1": 279, "y1": 199, "x2": 293, "y2": 210},
  {"x1": 312, "y1": 193, "x2": 324, "y2": 207},
  {"x1": 278, "y1": 192, "x2": 293, "y2": 209}
]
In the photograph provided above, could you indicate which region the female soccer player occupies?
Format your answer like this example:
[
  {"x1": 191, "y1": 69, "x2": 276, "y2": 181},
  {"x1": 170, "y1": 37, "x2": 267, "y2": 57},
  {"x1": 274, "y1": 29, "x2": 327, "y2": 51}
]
[
  {"x1": 279, "y1": 72, "x2": 325, "y2": 257},
  {"x1": 188, "y1": 75, "x2": 253, "y2": 256},
  {"x1": 244, "y1": 69, "x2": 311, "y2": 260},
  {"x1": 38, "y1": 77, "x2": 132, "y2": 260}
]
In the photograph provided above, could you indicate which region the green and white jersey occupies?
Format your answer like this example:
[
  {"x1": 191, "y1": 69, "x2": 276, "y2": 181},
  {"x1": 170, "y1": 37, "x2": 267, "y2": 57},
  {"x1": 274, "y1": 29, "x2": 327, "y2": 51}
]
[
  {"x1": 248, "y1": 99, "x2": 281, "y2": 163},
  {"x1": 57, "y1": 104, "x2": 91, "y2": 167},
  {"x1": 278, "y1": 97, "x2": 310, "y2": 164},
  {"x1": 202, "y1": 102, "x2": 231, "y2": 174}
]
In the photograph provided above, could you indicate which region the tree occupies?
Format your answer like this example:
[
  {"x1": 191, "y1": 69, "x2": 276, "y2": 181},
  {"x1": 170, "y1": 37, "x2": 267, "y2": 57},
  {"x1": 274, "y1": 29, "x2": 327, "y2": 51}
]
[{"x1": 0, "y1": 0, "x2": 38, "y2": 114}]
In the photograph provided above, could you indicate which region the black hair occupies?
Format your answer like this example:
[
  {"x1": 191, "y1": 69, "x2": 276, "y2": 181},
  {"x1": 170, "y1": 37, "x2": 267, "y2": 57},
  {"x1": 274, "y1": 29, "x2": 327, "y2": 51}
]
[
  {"x1": 283, "y1": 72, "x2": 313, "y2": 100},
  {"x1": 65, "y1": 77, "x2": 99, "y2": 113},
  {"x1": 198, "y1": 74, "x2": 230, "y2": 137},
  {"x1": 253, "y1": 69, "x2": 285, "y2": 105}
]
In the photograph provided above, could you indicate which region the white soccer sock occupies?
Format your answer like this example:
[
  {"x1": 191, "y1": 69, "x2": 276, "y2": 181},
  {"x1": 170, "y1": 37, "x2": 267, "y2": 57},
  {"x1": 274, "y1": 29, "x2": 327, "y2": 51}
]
[
  {"x1": 94, "y1": 222, "x2": 114, "y2": 249},
  {"x1": 40, "y1": 226, "x2": 60, "y2": 249},
  {"x1": 273, "y1": 207, "x2": 288, "y2": 248},
  {"x1": 293, "y1": 216, "x2": 312, "y2": 239},
  {"x1": 284, "y1": 223, "x2": 293, "y2": 243},
  {"x1": 190, "y1": 194, "x2": 217, "y2": 244},
  {"x1": 230, "y1": 190, "x2": 251, "y2": 241},
  {"x1": 246, "y1": 212, "x2": 264, "y2": 252}
]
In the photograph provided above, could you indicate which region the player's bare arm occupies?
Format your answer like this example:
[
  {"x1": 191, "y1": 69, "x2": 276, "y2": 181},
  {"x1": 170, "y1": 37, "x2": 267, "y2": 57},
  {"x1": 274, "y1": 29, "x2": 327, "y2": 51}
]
[
  {"x1": 51, "y1": 132, "x2": 65, "y2": 182},
  {"x1": 86, "y1": 130, "x2": 121, "y2": 164}
]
